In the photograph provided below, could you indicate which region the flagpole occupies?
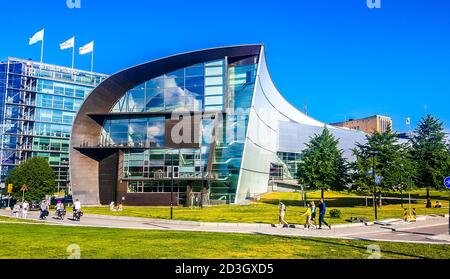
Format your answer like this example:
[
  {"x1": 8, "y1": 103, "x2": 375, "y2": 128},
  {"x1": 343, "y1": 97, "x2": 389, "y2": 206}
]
[
  {"x1": 72, "y1": 38, "x2": 75, "y2": 69},
  {"x1": 91, "y1": 44, "x2": 94, "y2": 72},
  {"x1": 40, "y1": 37, "x2": 44, "y2": 64}
]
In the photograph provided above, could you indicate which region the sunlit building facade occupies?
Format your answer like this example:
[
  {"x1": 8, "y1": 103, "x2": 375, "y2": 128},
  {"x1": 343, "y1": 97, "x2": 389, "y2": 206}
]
[
  {"x1": 70, "y1": 45, "x2": 366, "y2": 206},
  {"x1": 0, "y1": 58, "x2": 107, "y2": 191}
]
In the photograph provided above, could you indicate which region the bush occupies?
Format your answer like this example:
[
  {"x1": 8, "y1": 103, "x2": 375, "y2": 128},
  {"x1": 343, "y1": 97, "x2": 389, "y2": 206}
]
[{"x1": 329, "y1": 209, "x2": 341, "y2": 218}]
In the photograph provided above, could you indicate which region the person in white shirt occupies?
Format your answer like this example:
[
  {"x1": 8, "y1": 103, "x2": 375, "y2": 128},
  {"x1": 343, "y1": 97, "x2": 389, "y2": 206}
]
[
  {"x1": 73, "y1": 199, "x2": 81, "y2": 211},
  {"x1": 22, "y1": 200, "x2": 29, "y2": 219},
  {"x1": 12, "y1": 203, "x2": 20, "y2": 218}
]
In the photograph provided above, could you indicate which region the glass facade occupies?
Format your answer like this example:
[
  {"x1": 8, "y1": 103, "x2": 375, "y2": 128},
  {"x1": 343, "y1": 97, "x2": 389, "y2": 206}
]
[
  {"x1": 100, "y1": 117, "x2": 165, "y2": 147},
  {"x1": 276, "y1": 152, "x2": 302, "y2": 179},
  {"x1": 210, "y1": 63, "x2": 258, "y2": 196},
  {"x1": 105, "y1": 57, "x2": 259, "y2": 201},
  {"x1": 0, "y1": 58, "x2": 107, "y2": 191},
  {"x1": 112, "y1": 60, "x2": 226, "y2": 113}
]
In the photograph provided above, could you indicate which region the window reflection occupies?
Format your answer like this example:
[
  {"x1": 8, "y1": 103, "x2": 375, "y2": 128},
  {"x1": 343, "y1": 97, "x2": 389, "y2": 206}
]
[
  {"x1": 100, "y1": 117, "x2": 166, "y2": 147},
  {"x1": 111, "y1": 59, "x2": 225, "y2": 113}
]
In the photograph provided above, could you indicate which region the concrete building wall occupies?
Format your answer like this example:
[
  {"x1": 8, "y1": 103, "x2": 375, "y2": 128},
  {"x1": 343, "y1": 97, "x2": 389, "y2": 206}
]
[{"x1": 331, "y1": 115, "x2": 392, "y2": 134}]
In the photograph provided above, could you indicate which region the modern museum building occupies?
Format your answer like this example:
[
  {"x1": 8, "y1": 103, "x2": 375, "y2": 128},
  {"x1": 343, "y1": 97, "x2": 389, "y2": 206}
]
[{"x1": 70, "y1": 45, "x2": 366, "y2": 206}]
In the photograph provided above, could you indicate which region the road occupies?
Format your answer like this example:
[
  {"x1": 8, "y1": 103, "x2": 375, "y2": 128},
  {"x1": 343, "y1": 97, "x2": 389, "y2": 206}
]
[{"x1": 1, "y1": 210, "x2": 449, "y2": 244}]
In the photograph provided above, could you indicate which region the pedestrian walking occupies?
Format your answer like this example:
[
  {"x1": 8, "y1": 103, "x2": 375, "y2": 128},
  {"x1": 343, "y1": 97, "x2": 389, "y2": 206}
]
[
  {"x1": 22, "y1": 200, "x2": 29, "y2": 219},
  {"x1": 318, "y1": 199, "x2": 331, "y2": 230},
  {"x1": 278, "y1": 201, "x2": 289, "y2": 227},
  {"x1": 12, "y1": 203, "x2": 20, "y2": 218},
  {"x1": 310, "y1": 201, "x2": 317, "y2": 226},
  {"x1": 301, "y1": 203, "x2": 313, "y2": 229}
]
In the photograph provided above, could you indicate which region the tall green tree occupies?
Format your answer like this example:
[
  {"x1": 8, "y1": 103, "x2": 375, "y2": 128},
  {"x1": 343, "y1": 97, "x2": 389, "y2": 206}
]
[
  {"x1": 411, "y1": 115, "x2": 449, "y2": 202},
  {"x1": 6, "y1": 157, "x2": 56, "y2": 202},
  {"x1": 352, "y1": 128, "x2": 407, "y2": 200},
  {"x1": 297, "y1": 127, "x2": 350, "y2": 199}
]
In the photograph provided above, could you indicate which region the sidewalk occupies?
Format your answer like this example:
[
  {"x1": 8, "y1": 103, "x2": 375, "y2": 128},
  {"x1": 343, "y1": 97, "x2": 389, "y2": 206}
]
[{"x1": 0, "y1": 209, "x2": 448, "y2": 244}]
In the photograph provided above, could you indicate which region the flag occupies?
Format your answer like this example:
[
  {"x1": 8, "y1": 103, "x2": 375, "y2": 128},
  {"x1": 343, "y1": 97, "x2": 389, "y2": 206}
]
[
  {"x1": 29, "y1": 29, "x2": 44, "y2": 45},
  {"x1": 406, "y1": 117, "x2": 411, "y2": 126},
  {"x1": 60, "y1": 37, "x2": 75, "y2": 50},
  {"x1": 79, "y1": 41, "x2": 94, "y2": 55}
]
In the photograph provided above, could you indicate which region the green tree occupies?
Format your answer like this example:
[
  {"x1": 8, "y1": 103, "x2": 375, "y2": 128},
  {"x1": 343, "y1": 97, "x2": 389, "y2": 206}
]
[
  {"x1": 352, "y1": 128, "x2": 406, "y2": 201},
  {"x1": 6, "y1": 157, "x2": 56, "y2": 202},
  {"x1": 411, "y1": 115, "x2": 449, "y2": 202},
  {"x1": 297, "y1": 127, "x2": 350, "y2": 199}
]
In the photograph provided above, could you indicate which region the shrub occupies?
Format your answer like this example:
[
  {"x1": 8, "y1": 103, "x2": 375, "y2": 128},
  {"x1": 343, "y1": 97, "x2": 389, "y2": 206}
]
[{"x1": 329, "y1": 209, "x2": 341, "y2": 218}]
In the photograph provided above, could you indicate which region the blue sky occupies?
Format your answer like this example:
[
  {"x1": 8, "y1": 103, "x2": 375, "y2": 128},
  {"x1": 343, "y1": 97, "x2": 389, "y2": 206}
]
[{"x1": 0, "y1": 0, "x2": 449, "y2": 132}]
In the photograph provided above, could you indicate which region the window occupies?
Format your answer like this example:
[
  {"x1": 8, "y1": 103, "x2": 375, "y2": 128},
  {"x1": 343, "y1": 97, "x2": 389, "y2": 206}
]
[
  {"x1": 205, "y1": 77, "x2": 223, "y2": 86},
  {"x1": 205, "y1": 95, "x2": 223, "y2": 106},
  {"x1": 63, "y1": 98, "x2": 74, "y2": 111},
  {"x1": 52, "y1": 110, "x2": 63, "y2": 123},
  {"x1": 62, "y1": 112, "x2": 74, "y2": 124},
  {"x1": 54, "y1": 96, "x2": 64, "y2": 109},
  {"x1": 205, "y1": 86, "x2": 223, "y2": 96},
  {"x1": 41, "y1": 95, "x2": 53, "y2": 107},
  {"x1": 205, "y1": 66, "x2": 223, "y2": 76},
  {"x1": 186, "y1": 66, "x2": 204, "y2": 77}
]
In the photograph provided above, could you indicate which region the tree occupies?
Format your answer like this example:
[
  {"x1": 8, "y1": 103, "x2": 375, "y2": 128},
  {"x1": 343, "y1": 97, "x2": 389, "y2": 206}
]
[
  {"x1": 6, "y1": 157, "x2": 56, "y2": 202},
  {"x1": 352, "y1": 128, "x2": 406, "y2": 204},
  {"x1": 411, "y1": 115, "x2": 449, "y2": 203},
  {"x1": 297, "y1": 127, "x2": 350, "y2": 199}
]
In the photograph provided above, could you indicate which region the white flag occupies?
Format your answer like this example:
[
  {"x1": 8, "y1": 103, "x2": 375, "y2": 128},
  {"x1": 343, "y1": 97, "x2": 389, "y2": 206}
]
[
  {"x1": 79, "y1": 41, "x2": 94, "y2": 55},
  {"x1": 29, "y1": 29, "x2": 44, "y2": 45},
  {"x1": 60, "y1": 37, "x2": 75, "y2": 50}
]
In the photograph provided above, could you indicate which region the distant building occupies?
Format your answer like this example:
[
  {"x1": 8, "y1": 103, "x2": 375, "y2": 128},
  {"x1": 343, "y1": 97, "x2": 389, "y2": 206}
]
[
  {"x1": 331, "y1": 115, "x2": 392, "y2": 134},
  {"x1": 0, "y1": 58, "x2": 108, "y2": 192},
  {"x1": 397, "y1": 132, "x2": 414, "y2": 140}
]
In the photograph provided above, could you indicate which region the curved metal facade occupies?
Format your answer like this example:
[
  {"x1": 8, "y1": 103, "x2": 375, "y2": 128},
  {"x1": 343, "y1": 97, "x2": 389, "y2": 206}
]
[{"x1": 70, "y1": 45, "x2": 365, "y2": 205}]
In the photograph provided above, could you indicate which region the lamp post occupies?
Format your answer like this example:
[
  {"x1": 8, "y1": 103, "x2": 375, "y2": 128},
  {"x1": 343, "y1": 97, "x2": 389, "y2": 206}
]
[
  {"x1": 443, "y1": 177, "x2": 450, "y2": 235},
  {"x1": 170, "y1": 151, "x2": 174, "y2": 220},
  {"x1": 372, "y1": 156, "x2": 378, "y2": 220},
  {"x1": 0, "y1": 183, "x2": 5, "y2": 208}
]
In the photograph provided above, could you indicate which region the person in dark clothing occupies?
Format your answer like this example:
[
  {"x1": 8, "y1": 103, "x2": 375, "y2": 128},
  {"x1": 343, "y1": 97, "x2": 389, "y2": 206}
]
[{"x1": 318, "y1": 199, "x2": 331, "y2": 230}]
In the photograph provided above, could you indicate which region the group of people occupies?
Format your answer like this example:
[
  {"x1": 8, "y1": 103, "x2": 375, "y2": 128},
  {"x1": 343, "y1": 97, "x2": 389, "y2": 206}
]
[
  {"x1": 11, "y1": 200, "x2": 30, "y2": 219},
  {"x1": 434, "y1": 201, "x2": 443, "y2": 208},
  {"x1": 11, "y1": 199, "x2": 82, "y2": 221},
  {"x1": 109, "y1": 201, "x2": 124, "y2": 212},
  {"x1": 278, "y1": 199, "x2": 332, "y2": 230}
]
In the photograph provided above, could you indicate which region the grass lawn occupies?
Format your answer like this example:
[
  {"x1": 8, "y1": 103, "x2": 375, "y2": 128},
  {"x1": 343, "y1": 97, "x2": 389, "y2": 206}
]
[
  {"x1": 0, "y1": 223, "x2": 449, "y2": 259},
  {"x1": 0, "y1": 215, "x2": 39, "y2": 223},
  {"x1": 78, "y1": 190, "x2": 449, "y2": 225}
]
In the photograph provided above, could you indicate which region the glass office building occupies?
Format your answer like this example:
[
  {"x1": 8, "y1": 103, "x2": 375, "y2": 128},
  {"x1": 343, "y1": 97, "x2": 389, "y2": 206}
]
[
  {"x1": 70, "y1": 45, "x2": 366, "y2": 206},
  {"x1": 0, "y1": 58, "x2": 107, "y2": 192}
]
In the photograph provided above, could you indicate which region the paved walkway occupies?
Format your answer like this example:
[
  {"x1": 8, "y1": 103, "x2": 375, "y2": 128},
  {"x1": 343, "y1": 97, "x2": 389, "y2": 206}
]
[{"x1": 1, "y1": 210, "x2": 449, "y2": 244}]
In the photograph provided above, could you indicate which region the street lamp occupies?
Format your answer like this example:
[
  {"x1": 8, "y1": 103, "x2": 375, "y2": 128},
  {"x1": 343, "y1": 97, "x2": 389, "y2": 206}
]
[
  {"x1": 372, "y1": 155, "x2": 378, "y2": 221},
  {"x1": 170, "y1": 151, "x2": 174, "y2": 220},
  {"x1": 0, "y1": 183, "x2": 5, "y2": 208}
]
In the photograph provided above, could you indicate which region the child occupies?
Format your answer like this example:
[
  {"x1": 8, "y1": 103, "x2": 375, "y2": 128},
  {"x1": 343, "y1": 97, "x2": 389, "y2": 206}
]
[{"x1": 301, "y1": 203, "x2": 313, "y2": 229}]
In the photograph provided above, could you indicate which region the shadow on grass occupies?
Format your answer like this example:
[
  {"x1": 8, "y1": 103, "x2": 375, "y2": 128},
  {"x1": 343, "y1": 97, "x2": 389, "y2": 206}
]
[
  {"x1": 260, "y1": 197, "x2": 421, "y2": 208},
  {"x1": 253, "y1": 233, "x2": 430, "y2": 259}
]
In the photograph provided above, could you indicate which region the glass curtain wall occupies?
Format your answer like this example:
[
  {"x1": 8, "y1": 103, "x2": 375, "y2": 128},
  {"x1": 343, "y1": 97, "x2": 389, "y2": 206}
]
[
  {"x1": 106, "y1": 57, "x2": 258, "y2": 202},
  {"x1": 210, "y1": 63, "x2": 258, "y2": 198},
  {"x1": 111, "y1": 60, "x2": 226, "y2": 113},
  {"x1": 0, "y1": 58, "x2": 107, "y2": 191}
]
